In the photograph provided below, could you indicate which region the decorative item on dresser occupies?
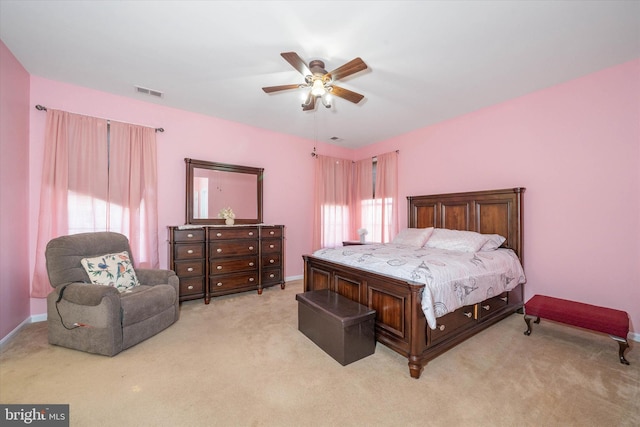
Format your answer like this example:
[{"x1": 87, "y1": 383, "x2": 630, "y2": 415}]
[{"x1": 168, "y1": 225, "x2": 285, "y2": 303}]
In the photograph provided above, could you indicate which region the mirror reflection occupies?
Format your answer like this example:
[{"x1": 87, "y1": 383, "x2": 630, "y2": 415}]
[
  {"x1": 192, "y1": 168, "x2": 258, "y2": 219},
  {"x1": 185, "y1": 159, "x2": 263, "y2": 225}
]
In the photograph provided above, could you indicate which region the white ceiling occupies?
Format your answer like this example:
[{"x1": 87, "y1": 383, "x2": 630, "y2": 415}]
[{"x1": 1, "y1": 1, "x2": 639, "y2": 149}]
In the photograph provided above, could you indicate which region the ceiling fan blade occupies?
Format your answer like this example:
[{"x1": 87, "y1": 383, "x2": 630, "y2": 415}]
[
  {"x1": 330, "y1": 85, "x2": 364, "y2": 104},
  {"x1": 281, "y1": 52, "x2": 311, "y2": 76},
  {"x1": 262, "y1": 84, "x2": 302, "y2": 93},
  {"x1": 327, "y1": 57, "x2": 368, "y2": 81},
  {"x1": 302, "y1": 93, "x2": 316, "y2": 111}
]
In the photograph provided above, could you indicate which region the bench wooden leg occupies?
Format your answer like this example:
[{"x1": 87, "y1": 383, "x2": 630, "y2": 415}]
[
  {"x1": 523, "y1": 315, "x2": 540, "y2": 336},
  {"x1": 611, "y1": 337, "x2": 630, "y2": 365}
]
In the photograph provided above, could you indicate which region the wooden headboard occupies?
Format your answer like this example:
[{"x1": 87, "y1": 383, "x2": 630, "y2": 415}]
[{"x1": 408, "y1": 187, "x2": 525, "y2": 263}]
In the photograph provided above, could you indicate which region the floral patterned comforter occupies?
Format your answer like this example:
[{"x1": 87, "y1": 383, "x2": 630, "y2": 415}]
[{"x1": 312, "y1": 244, "x2": 526, "y2": 329}]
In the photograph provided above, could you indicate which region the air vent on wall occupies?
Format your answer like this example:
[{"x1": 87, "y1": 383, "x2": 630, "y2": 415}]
[{"x1": 135, "y1": 85, "x2": 164, "y2": 98}]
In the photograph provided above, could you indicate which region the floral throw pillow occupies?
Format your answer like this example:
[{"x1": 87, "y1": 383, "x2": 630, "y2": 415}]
[{"x1": 80, "y1": 251, "x2": 140, "y2": 293}]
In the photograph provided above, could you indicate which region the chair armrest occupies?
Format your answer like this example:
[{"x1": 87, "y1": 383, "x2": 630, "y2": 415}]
[
  {"x1": 57, "y1": 283, "x2": 120, "y2": 306},
  {"x1": 135, "y1": 269, "x2": 179, "y2": 288}
]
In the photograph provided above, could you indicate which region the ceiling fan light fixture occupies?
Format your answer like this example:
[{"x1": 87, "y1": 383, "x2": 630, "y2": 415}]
[
  {"x1": 311, "y1": 79, "x2": 326, "y2": 96},
  {"x1": 321, "y1": 93, "x2": 332, "y2": 108}
]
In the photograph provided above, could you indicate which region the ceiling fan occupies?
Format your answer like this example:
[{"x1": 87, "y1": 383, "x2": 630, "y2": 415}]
[{"x1": 262, "y1": 52, "x2": 368, "y2": 111}]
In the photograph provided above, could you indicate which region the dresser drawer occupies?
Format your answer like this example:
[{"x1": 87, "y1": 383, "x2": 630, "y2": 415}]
[
  {"x1": 262, "y1": 254, "x2": 281, "y2": 268},
  {"x1": 173, "y1": 229, "x2": 205, "y2": 242},
  {"x1": 262, "y1": 227, "x2": 283, "y2": 238},
  {"x1": 174, "y1": 243, "x2": 205, "y2": 260},
  {"x1": 478, "y1": 292, "x2": 509, "y2": 318},
  {"x1": 261, "y1": 239, "x2": 281, "y2": 253},
  {"x1": 428, "y1": 304, "x2": 476, "y2": 345},
  {"x1": 211, "y1": 256, "x2": 258, "y2": 274},
  {"x1": 179, "y1": 277, "x2": 204, "y2": 296},
  {"x1": 262, "y1": 268, "x2": 282, "y2": 285},
  {"x1": 210, "y1": 240, "x2": 258, "y2": 257},
  {"x1": 210, "y1": 272, "x2": 258, "y2": 291},
  {"x1": 209, "y1": 227, "x2": 259, "y2": 240},
  {"x1": 174, "y1": 260, "x2": 205, "y2": 277}
]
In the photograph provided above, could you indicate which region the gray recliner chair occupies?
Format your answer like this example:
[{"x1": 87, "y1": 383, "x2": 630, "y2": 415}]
[{"x1": 45, "y1": 231, "x2": 179, "y2": 356}]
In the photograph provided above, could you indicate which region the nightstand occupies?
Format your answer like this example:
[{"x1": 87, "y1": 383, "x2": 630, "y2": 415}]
[{"x1": 342, "y1": 240, "x2": 365, "y2": 246}]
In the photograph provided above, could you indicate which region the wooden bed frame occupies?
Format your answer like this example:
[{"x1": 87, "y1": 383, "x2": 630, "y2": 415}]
[{"x1": 303, "y1": 187, "x2": 525, "y2": 378}]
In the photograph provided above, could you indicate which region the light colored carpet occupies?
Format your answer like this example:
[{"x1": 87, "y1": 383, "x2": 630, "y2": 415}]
[{"x1": 1, "y1": 280, "x2": 638, "y2": 426}]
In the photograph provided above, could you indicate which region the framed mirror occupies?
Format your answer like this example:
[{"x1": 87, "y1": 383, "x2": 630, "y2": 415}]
[{"x1": 185, "y1": 158, "x2": 263, "y2": 225}]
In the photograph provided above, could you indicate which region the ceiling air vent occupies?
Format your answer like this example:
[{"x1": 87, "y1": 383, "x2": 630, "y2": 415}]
[{"x1": 135, "y1": 85, "x2": 164, "y2": 98}]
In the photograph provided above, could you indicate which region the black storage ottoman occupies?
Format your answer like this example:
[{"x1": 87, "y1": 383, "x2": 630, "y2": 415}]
[{"x1": 296, "y1": 289, "x2": 376, "y2": 365}]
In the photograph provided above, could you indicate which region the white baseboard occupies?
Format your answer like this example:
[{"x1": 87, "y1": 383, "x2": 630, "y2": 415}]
[
  {"x1": 31, "y1": 313, "x2": 47, "y2": 323},
  {"x1": 285, "y1": 274, "x2": 303, "y2": 282},
  {"x1": 629, "y1": 331, "x2": 640, "y2": 343}
]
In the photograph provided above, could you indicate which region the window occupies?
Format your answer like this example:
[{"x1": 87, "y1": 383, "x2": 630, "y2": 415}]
[{"x1": 313, "y1": 151, "x2": 398, "y2": 250}]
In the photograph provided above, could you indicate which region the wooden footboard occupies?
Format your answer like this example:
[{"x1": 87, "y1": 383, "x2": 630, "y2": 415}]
[{"x1": 304, "y1": 187, "x2": 525, "y2": 379}]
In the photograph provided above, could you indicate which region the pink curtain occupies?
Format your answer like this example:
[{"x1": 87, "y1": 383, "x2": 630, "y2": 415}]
[
  {"x1": 312, "y1": 155, "x2": 353, "y2": 250},
  {"x1": 109, "y1": 121, "x2": 159, "y2": 268},
  {"x1": 350, "y1": 158, "x2": 374, "y2": 240},
  {"x1": 31, "y1": 110, "x2": 108, "y2": 297},
  {"x1": 374, "y1": 151, "x2": 399, "y2": 243},
  {"x1": 31, "y1": 110, "x2": 159, "y2": 298}
]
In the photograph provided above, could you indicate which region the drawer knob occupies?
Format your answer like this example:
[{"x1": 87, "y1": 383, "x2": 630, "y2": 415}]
[
  {"x1": 216, "y1": 282, "x2": 223, "y2": 287},
  {"x1": 437, "y1": 324, "x2": 445, "y2": 331},
  {"x1": 482, "y1": 304, "x2": 490, "y2": 311},
  {"x1": 187, "y1": 249, "x2": 194, "y2": 254},
  {"x1": 269, "y1": 231, "x2": 275, "y2": 235},
  {"x1": 269, "y1": 244, "x2": 275, "y2": 249},
  {"x1": 269, "y1": 274, "x2": 275, "y2": 278},
  {"x1": 187, "y1": 285, "x2": 194, "y2": 290},
  {"x1": 249, "y1": 246, "x2": 254, "y2": 250},
  {"x1": 249, "y1": 278, "x2": 254, "y2": 282},
  {"x1": 269, "y1": 259, "x2": 275, "y2": 264},
  {"x1": 187, "y1": 267, "x2": 194, "y2": 272},
  {"x1": 216, "y1": 232, "x2": 222, "y2": 237},
  {"x1": 217, "y1": 266, "x2": 222, "y2": 270},
  {"x1": 217, "y1": 248, "x2": 222, "y2": 253},
  {"x1": 248, "y1": 232, "x2": 254, "y2": 236},
  {"x1": 500, "y1": 296, "x2": 508, "y2": 302},
  {"x1": 249, "y1": 262, "x2": 254, "y2": 267},
  {"x1": 463, "y1": 312, "x2": 472, "y2": 318},
  {"x1": 187, "y1": 233, "x2": 194, "y2": 238}
]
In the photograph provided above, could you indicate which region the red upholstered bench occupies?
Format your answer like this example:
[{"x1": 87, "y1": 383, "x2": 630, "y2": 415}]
[{"x1": 524, "y1": 295, "x2": 630, "y2": 365}]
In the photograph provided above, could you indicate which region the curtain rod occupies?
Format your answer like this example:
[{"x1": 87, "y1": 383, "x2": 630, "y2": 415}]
[
  {"x1": 310, "y1": 148, "x2": 399, "y2": 158},
  {"x1": 35, "y1": 105, "x2": 164, "y2": 133}
]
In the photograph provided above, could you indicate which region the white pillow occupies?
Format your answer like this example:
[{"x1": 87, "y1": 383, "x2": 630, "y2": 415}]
[
  {"x1": 392, "y1": 227, "x2": 434, "y2": 247},
  {"x1": 81, "y1": 251, "x2": 140, "y2": 293},
  {"x1": 425, "y1": 229, "x2": 489, "y2": 253},
  {"x1": 480, "y1": 234, "x2": 506, "y2": 251}
]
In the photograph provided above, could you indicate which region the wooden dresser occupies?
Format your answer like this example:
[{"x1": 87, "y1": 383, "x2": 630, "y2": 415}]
[{"x1": 168, "y1": 225, "x2": 285, "y2": 303}]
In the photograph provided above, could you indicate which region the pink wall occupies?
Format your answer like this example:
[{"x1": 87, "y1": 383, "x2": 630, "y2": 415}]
[
  {"x1": 0, "y1": 41, "x2": 31, "y2": 339},
  {"x1": 362, "y1": 59, "x2": 640, "y2": 334}
]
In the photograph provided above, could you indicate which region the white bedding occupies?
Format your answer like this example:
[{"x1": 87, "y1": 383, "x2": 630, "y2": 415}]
[{"x1": 312, "y1": 243, "x2": 526, "y2": 329}]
